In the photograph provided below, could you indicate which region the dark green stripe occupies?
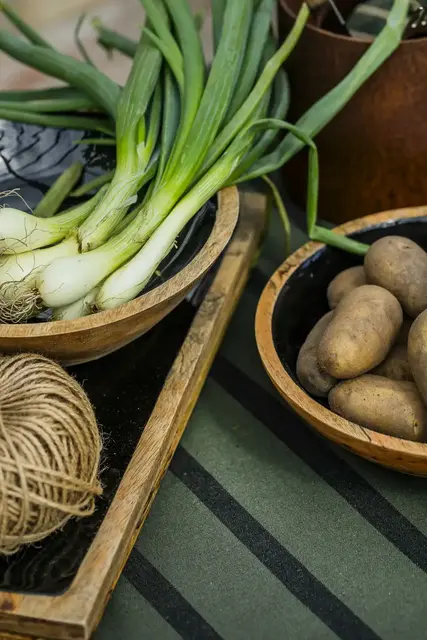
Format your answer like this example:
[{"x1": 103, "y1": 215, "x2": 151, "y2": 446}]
[
  {"x1": 172, "y1": 447, "x2": 381, "y2": 640},
  {"x1": 210, "y1": 356, "x2": 427, "y2": 574},
  {"x1": 124, "y1": 548, "x2": 222, "y2": 640}
]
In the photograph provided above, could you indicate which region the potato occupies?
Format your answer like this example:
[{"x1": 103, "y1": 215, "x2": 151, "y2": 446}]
[
  {"x1": 318, "y1": 285, "x2": 402, "y2": 379},
  {"x1": 327, "y1": 266, "x2": 366, "y2": 309},
  {"x1": 364, "y1": 236, "x2": 427, "y2": 318},
  {"x1": 296, "y1": 312, "x2": 336, "y2": 397},
  {"x1": 329, "y1": 375, "x2": 427, "y2": 442},
  {"x1": 371, "y1": 344, "x2": 413, "y2": 381},
  {"x1": 408, "y1": 309, "x2": 427, "y2": 404}
]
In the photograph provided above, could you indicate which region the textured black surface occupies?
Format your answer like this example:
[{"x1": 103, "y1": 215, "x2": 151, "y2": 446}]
[
  {"x1": 0, "y1": 121, "x2": 217, "y2": 594},
  {"x1": 0, "y1": 121, "x2": 114, "y2": 204}
]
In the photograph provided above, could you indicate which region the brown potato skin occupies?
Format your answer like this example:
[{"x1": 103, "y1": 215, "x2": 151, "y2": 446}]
[
  {"x1": 327, "y1": 266, "x2": 366, "y2": 309},
  {"x1": 408, "y1": 310, "x2": 427, "y2": 404},
  {"x1": 372, "y1": 344, "x2": 413, "y2": 381},
  {"x1": 364, "y1": 236, "x2": 427, "y2": 318},
  {"x1": 329, "y1": 375, "x2": 427, "y2": 442},
  {"x1": 297, "y1": 312, "x2": 336, "y2": 397},
  {"x1": 318, "y1": 285, "x2": 402, "y2": 379}
]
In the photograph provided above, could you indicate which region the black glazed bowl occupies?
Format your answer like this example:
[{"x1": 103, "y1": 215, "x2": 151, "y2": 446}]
[
  {"x1": 0, "y1": 121, "x2": 239, "y2": 364},
  {"x1": 256, "y1": 206, "x2": 427, "y2": 476}
]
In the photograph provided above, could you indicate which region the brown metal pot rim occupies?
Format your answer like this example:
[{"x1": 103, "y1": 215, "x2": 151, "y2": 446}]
[{"x1": 279, "y1": 0, "x2": 427, "y2": 45}]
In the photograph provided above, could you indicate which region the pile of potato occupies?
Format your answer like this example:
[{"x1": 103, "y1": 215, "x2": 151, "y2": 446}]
[{"x1": 296, "y1": 235, "x2": 427, "y2": 442}]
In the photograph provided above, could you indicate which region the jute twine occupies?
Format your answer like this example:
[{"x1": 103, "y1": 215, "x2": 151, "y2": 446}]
[{"x1": 0, "y1": 353, "x2": 102, "y2": 555}]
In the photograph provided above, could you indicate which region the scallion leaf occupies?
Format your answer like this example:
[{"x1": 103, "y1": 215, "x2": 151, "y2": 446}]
[
  {"x1": 34, "y1": 162, "x2": 83, "y2": 218},
  {"x1": 0, "y1": 29, "x2": 120, "y2": 117},
  {"x1": 0, "y1": 0, "x2": 52, "y2": 48}
]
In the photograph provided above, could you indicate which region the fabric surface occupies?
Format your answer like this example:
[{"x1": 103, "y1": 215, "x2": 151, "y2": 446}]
[{"x1": 95, "y1": 205, "x2": 427, "y2": 640}]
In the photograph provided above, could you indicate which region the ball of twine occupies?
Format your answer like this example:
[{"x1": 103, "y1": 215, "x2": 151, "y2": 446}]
[{"x1": 0, "y1": 353, "x2": 102, "y2": 555}]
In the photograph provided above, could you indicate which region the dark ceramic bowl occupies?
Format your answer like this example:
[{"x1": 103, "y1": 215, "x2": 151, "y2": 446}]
[{"x1": 256, "y1": 206, "x2": 427, "y2": 475}]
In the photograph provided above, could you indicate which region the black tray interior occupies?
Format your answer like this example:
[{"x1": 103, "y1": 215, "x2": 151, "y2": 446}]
[
  {"x1": 0, "y1": 121, "x2": 219, "y2": 594},
  {"x1": 273, "y1": 218, "x2": 427, "y2": 392}
]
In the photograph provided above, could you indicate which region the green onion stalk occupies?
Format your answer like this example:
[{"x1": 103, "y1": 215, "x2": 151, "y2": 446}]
[
  {"x1": 0, "y1": 236, "x2": 79, "y2": 323},
  {"x1": 38, "y1": 119, "x2": 270, "y2": 310},
  {"x1": 0, "y1": 87, "x2": 85, "y2": 101},
  {"x1": 0, "y1": 30, "x2": 120, "y2": 117},
  {"x1": 93, "y1": 19, "x2": 138, "y2": 57},
  {"x1": 96, "y1": 120, "x2": 293, "y2": 309},
  {"x1": 76, "y1": 17, "x2": 165, "y2": 251},
  {"x1": 0, "y1": 107, "x2": 114, "y2": 134},
  {"x1": 0, "y1": 96, "x2": 96, "y2": 113},
  {"x1": 34, "y1": 162, "x2": 83, "y2": 218},
  {"x1": 37, "y1": 0, "x2": 306, "y2": 309},
  {"x1": 0, "y1": 4, "x2": 116, "y2": 131},
  {"x1": 0, "y1": 185, "x2": 108, "y2": 255}
]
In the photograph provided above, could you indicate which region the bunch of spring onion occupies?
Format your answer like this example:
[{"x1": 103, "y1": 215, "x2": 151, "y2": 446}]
[{"x1": 0, "y1": 0, "x2": 409, "y2": 323}]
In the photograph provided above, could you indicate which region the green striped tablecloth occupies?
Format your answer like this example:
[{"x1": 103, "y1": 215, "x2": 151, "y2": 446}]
[{"x1": 95, "y1": 202, "x2": 427, "y2": 640}]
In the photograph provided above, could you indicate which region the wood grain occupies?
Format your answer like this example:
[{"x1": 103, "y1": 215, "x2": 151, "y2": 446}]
[
  {"x1": 278, "y1": 0, "x2": 427, "y2": 224},
  {"x1": 0, "y1": 187, "x2": 239, "y2": 365},
  {"x1": 0, "y1": 191, "x2": 267, "y2": 640},
  {"x1": 256, "y1": 205, "x2": 427, "y2": 477}
]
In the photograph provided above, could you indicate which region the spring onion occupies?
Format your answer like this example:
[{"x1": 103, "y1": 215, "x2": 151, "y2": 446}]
[
  {"x1": 225, "y1": 0, "x2": 276, "y2": 121},
  {"x1": 0, "y1": 185, "x2": 109, "y2": 254},
  {"x1": 0, "y1": 96, "x2": 96, "y2": 113},
  {"x1": 212, "y1": 0, "x2": 226, "y2": 52},
  {"x1": 198, "y1": 6, "x2": 309, "y2": 179},
  {"x1": 0, "y1": 30, "x2": 120, "y2": 117},
  {"x1": 0, "y1": 0, "x2": 52, "y2": 48},
  {"x1": 262, "y1": 175, "x2": 291, "y2": 257},
  {"x1": 36, "y1": 0, "x2": 256, "y2": 308},
  {"x1": 96, "y1": 122, "x2": 266, "y2": 309},
  {"x1": 71, "y1": 170, "x2": 115, "y2": 198},
  {"x1": 52, "y1": 288, "x2": 99, "y2": 321},
  {"x1": 76, "y1": 25, "x2": 163, "y2": 251},
  {"x1": 141, "y1": 0, "x2": 183, "y2": 85},
  {"x1": 155, "y1": 0, "x2": 205, "y2": 185},
  {"x1": 0, "y1": 87, "x2": 83, "y2": 101},
  {"x1": 94, "y1": 16, "x2": 204, "y2": 60},
  {"x1": 0, "y1": 236, "x2": 79, "y2": 323},
  {"x1": 41, "y1": 0, "x2": 256, "y2": 307},
  {"x1": 93, "y1": 19, "x2": 138, "y2": 58},
  {"x1": 0, "y1": 107, "x2": 114, "y2": 134},
  {"x1": 34, "y1": 162, "x2": 83, "y2": 218},
  {"x1": 74, "y1": 137, "x2": 117, "y2": 146}
]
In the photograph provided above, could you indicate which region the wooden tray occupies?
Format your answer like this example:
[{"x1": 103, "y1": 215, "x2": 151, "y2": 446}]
[{"x1": 0, "y1": 191, "x2": 266, "y2": 640}]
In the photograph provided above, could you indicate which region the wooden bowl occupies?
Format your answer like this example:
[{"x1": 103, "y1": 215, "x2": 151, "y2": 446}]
[
  {"x1": 278, "y1": 0, "x2": 427, "y2": 224},
  {"x1": 256, "y1": 205, "x2": 427, "y2": 475},
  {"x1": 0, "y1": 187, "x2": 239, "y2": 366}
]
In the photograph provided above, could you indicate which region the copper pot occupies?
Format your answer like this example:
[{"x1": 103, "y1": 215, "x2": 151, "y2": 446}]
[{"x1": 278, "y1": 0, "x2": 427, "y2": 223}]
